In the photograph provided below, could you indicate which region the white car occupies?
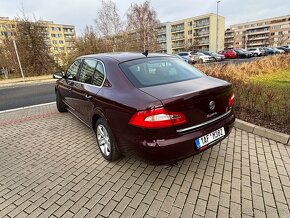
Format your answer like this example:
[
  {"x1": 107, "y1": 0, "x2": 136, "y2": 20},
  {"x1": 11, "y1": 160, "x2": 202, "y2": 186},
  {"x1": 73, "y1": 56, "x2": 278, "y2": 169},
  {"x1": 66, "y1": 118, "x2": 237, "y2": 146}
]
[
  {"x1": 273, "y1": 48, "x2": 285, "y2": 54},
  {"x1": 247, "y1": 48, "x2": 263, "y2": 57},
  {"x1": 194, "y1": 52, "x2": 215, "y2": 63}
]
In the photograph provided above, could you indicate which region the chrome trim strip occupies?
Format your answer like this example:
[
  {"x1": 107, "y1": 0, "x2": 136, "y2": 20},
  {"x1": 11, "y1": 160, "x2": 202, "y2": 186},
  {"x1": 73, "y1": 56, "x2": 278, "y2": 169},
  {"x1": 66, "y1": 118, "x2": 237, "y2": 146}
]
[{"x1": 176, "y1": 110, "x2": 232, "y2": 133}]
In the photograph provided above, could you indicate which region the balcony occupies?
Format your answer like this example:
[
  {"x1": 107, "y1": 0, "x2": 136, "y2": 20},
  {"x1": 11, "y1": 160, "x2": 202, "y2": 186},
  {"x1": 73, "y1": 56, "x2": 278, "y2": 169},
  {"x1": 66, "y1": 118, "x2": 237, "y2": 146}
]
[
  {"x1": 198, "y1": 41, "x2": 209, "y2": 45},
  {"x1": 194, "y1": 32, "x2": 209, "y2": 37},
  {"x1": 247, "y1": 29, "x2": 270, "y2": 35},
  {"x1": 157, "y1": 30, "x2": 166, "y2": 35},
  {"x1": 225, "y1": 34, "x2": 234, "y2": 38},
  {"x1": 195, "y1": 23, "x2": 210, "y2": 29},
  {"x1": 172, "y1": 43, "x2": 184, "y2": 49},
  {"x1": 171, "y1": 28, "x2": 184, "y2": 33},
  {"x1": 248, "y1": 36, "x2": 269, "y2": 41},
  {"x1": 171, "y1": 35, "x2": 184, "y2": 41},
  {"x1": 247, "y1": 41, "x2": 269, "y2": 46},
  {"x1": 157, "y1": 38, "x2": 166, "y2": 43}
]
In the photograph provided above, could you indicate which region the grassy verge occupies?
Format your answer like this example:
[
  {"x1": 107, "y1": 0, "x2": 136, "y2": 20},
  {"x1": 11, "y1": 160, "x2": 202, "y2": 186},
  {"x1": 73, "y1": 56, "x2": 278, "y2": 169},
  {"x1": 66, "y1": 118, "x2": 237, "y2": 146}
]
[
  {"x1": 0, "y1": 74, "x2": 53, "y2": 86},
  {"x1": 251, "y1": 68, "x2": 290, "y2": 89},
  {"x1": 195, "y1": 54, "x2": 290, "y2": 134}
]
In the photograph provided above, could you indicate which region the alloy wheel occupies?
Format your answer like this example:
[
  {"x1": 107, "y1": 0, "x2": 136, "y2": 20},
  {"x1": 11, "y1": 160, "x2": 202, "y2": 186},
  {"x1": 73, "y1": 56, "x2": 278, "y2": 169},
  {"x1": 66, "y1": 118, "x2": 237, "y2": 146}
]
[{"x1": 97, "y1": 124, "x2": 111, "y2": 157}]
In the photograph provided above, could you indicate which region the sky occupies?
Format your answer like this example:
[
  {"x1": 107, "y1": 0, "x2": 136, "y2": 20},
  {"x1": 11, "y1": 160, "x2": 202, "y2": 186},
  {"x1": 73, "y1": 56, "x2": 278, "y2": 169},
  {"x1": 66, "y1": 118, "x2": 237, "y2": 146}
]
[{"x1": 0, "y1": 0, "x2": 289, "y2": 35}]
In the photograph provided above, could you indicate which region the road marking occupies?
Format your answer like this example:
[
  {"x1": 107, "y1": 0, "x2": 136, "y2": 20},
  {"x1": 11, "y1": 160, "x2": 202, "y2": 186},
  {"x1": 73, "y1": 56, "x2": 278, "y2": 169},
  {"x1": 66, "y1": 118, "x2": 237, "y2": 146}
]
[
  {"x1": 0, "y1": 102, "x2": 56, "y2": 114},
  {"x1": 0, "y1": 112, "x2": 59, "y2": 126}
]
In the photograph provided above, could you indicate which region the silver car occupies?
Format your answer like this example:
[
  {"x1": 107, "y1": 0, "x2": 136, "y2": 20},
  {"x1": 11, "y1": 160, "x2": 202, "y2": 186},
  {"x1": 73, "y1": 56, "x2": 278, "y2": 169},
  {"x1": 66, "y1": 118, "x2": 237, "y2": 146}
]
[
  {"x1": 177, "y1": 52, "x2": 199, "y2": 64},
  {"x1": 247, "y1": 48, "x2": 264, "y2": 57}
]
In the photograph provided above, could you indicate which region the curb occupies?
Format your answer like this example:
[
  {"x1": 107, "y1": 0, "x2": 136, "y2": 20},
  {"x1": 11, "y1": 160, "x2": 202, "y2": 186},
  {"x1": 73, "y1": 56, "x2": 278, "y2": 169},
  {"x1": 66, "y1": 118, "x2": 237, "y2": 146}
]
[{"x1": 234, "y1": 119, "x2": 290, "y2": 146}]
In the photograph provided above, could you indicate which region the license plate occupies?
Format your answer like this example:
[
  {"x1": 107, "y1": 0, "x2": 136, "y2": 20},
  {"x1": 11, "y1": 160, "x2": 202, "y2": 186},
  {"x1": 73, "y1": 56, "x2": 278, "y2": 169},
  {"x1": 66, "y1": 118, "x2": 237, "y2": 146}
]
[{"x1": 195, "y1": 127, "x2": 225, "y2": 149}]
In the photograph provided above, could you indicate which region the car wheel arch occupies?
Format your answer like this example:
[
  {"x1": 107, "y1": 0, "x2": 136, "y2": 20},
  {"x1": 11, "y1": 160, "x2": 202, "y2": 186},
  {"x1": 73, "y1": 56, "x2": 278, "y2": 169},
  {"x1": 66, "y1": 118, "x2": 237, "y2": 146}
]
[{"x1": 91, "y1": 109, "x2": 108, "y2": 131}]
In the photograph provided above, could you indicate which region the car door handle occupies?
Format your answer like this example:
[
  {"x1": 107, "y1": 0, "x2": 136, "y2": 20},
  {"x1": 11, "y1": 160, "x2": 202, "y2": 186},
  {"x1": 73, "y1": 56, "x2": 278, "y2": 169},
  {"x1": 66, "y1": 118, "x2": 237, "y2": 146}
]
[{"x1": 85, "y1": 94, "x2": 92, "y2": 99}]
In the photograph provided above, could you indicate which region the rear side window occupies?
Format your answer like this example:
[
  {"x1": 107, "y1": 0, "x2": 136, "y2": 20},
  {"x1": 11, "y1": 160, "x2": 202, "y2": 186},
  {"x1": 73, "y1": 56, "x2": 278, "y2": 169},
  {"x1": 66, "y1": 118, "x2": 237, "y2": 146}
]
[
  {"x1": 178, "y1": 53, "x2": 187, "y2": 56},
  {"x1": 67, "y1": 59, "x2": 81, "y2": 80},
  {"x1": 78, "y1": 59, "x2": 97, "y2": 84},
  {"x1": 92, "y1": 62, "x2": 105, "y2": 86},
  {"x1": 119, "y1": 57, "x2": 204, "y2": 88}
]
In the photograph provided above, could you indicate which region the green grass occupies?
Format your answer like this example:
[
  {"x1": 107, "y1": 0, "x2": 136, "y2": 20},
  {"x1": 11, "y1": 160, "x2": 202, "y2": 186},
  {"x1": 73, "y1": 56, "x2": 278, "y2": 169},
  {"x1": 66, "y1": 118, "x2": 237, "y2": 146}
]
[{"x1": 251, "y1": 68, "x2": 290, "y2": 89}]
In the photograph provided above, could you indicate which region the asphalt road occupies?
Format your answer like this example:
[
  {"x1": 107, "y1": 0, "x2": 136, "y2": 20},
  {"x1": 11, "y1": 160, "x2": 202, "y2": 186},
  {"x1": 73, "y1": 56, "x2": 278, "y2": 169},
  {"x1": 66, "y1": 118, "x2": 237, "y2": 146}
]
[{"x1": 0, "y1": 82, "x2": 55, "y2": 111}]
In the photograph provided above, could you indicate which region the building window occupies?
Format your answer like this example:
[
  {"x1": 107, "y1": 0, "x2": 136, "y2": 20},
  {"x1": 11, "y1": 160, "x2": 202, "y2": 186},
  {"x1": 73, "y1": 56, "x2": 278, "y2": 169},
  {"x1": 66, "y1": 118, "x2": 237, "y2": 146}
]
[
  {"x1": 271, "y1": 33, "x2": 275, "y2": 36},
  {"x1": 188, "y1": 30, "x2": 192, "y2": 35},
  {"x1": 278, "y1": 31, "x2": 283, "y2": 35},
  {"x1": 188, "y1": 21, "x2": 192, "y2": 26}
]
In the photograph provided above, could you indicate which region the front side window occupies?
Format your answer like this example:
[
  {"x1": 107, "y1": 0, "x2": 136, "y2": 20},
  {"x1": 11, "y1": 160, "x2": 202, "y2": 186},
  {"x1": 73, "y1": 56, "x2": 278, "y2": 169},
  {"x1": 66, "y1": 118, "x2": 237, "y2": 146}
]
[
  {"x1": 78, "y1": 59, "x2": 97, "y2": 84},
  {"x1": 92, "y1": 62, "x2": 105, "y2": 86},
  {"x1": 66, "y1": 59, "x2": 82, "y2": 80},
  {"x1": 120, "y1": 57, "x2": 204, "y2": 88}
]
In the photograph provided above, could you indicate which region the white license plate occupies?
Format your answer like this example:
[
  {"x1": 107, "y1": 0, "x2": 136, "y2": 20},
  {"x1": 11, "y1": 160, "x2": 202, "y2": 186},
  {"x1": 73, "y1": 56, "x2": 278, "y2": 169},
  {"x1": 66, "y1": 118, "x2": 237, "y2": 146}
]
[{"x1": 195, "y1": 127, "x2": 225, "y2": 149}]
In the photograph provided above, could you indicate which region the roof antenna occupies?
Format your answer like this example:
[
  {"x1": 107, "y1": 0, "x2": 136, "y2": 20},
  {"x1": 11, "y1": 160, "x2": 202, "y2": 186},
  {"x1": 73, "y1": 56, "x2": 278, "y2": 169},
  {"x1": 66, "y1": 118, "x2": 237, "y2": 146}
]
[{"x1": 142, "y1": 50, "x2": 149, "y2": 57}]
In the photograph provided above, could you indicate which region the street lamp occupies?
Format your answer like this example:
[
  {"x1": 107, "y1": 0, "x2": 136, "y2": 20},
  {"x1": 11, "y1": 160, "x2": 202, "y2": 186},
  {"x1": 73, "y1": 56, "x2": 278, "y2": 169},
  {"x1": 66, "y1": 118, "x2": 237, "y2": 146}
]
[{"x1": 216, "y1": 0, "x2": 221, "y2": 52}]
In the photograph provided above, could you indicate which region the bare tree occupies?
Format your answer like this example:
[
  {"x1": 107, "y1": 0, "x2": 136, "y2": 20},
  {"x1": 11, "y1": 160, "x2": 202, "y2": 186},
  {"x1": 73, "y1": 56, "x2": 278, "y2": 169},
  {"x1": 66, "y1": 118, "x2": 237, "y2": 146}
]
[
  {"x1": 277, "y1": 32, "x2": 288, "y2": 46},
  {"x1": 66, "y1": 25, "x2": 112, "y2": 67},
  {"x1": 95, "y1": 0, "x2": 123, "y2": 52},
  {"x1": 0, "y1": 15, "x2": 56, "y2": 77},
  {"x1": 126, "y1": 1, "x2": 160, "y2": 52}
]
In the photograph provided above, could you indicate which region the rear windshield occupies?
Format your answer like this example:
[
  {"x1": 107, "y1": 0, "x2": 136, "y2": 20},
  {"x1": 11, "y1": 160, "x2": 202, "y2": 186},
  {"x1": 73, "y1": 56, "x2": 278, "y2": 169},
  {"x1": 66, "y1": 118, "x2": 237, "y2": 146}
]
[{"x1": 119, "y1": 57, "x2": 204, "y2": 88}]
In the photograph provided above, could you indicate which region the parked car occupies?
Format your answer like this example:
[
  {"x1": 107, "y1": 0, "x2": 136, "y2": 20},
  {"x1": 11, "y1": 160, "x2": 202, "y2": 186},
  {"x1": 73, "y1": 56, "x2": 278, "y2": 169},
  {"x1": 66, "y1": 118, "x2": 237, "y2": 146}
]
[
  {"x1": 53, "y1": 53, "x2": 235, "y2": 163},
  {"x1": 263, "y1": 47, "x2": 275, "y2": 55},
  {"x1": 247, "y1": 48, "x2": 264, "y2": 57},
  {"x1": 233, "y1": 49, "x2": 251, "y2": 58},
  {"x1": 218, "y1": 49, "x2": 237, "y2": 59},
  {"x1": 200, "y1": 51, "x2": 225, "y2": 61},
  {"x1": 193, "y1": 52, "x2": 215, "y2": 63},
  {"x1": 237, "y1": 48, "x2": 253, "y2": 57},
  {"x1": 277, "y1": 46, "x2": 290, "y2": 53},
  {"x1": 177, "y1": 52, "x2": 199, "y2": 64},
  {"x1": 272, "y1": 47, "x2": 285, "y2": 54}
]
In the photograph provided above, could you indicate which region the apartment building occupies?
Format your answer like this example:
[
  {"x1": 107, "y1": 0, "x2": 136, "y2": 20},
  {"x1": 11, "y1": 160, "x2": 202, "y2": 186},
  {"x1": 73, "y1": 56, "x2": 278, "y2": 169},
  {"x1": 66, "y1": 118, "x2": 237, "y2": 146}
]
[
  {"x1": 0, "y1": 17, "x2": 75, "y2": 62},
  {"x1": 156, "y1": 13, "x2": 225, "y2": 54},
  {"x1": 225, "y1": 14, "x2": 290, "y2": 49}
]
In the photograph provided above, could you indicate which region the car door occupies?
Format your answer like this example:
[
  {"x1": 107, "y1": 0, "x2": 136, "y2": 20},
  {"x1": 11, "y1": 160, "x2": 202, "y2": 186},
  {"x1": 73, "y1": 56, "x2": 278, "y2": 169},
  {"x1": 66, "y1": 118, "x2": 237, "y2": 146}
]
[
  {"x1": 58, "y1": 59, "x2": 82, "y2": 110},
  {"x1": 68, "y1": 58, "x2": 98, "y2": 124}
]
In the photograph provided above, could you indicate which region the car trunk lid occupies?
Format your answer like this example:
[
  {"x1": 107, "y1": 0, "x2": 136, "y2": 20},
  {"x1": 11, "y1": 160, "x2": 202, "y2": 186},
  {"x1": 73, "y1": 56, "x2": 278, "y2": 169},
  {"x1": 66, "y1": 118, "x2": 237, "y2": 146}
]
[{"x1": 139, "y1": 76, "x2": 233, "y2": 132}]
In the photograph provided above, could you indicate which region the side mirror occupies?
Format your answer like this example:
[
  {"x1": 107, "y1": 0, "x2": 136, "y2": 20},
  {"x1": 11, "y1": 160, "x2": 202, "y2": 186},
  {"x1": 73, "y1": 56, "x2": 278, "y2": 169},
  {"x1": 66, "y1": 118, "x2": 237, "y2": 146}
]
[{"x1": 53, "y1": 71, "x2": 64, "y2": 79}]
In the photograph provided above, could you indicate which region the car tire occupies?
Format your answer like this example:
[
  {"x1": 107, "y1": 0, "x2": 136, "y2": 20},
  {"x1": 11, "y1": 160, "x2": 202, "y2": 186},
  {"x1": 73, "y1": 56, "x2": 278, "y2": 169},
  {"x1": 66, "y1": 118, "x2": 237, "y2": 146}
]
[
  {"x1": 56, "y1": 91, "x2": 67, "y2": 112},
  {"x1": 95, "y1": 118, "x2": 121, "y2": 161}
]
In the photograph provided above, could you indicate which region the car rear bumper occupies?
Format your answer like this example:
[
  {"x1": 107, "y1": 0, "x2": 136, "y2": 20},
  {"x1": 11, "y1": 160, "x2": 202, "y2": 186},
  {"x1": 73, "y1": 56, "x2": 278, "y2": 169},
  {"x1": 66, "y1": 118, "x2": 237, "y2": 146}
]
[{"x1": 116, "y1": 112, "x2": 235, "y2": 164}]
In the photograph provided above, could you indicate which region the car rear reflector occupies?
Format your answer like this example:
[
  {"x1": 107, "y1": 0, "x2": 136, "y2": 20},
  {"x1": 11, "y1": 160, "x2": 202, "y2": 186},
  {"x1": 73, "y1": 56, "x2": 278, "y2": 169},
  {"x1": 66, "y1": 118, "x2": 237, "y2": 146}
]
[
  {"x1": 129, "y1": 107, "x2": 187, "y2": 128},
  {"x1": 228, "y1": 93, "x2": 235, "y2": 107}
]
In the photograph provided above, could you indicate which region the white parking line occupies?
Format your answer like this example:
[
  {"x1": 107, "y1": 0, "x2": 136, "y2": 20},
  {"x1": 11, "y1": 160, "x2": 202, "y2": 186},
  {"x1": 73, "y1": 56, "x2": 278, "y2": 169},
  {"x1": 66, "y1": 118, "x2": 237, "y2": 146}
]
[{"x1": 0, "y1": 102, "x2": 56, "y2": 114}]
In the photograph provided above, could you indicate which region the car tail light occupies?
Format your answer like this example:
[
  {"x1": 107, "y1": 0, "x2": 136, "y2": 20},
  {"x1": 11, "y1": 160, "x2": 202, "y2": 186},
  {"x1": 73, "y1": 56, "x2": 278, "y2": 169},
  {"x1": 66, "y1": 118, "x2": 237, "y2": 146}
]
[
  {"x1": 189, "y1": 55, "x2": 192, "y2": 58},
  {"x1": 228, "y1": 93, "x2": 235, "y2": 107},
  {"x1": 129, "y1": 107, "x2": 187, "y2": 128}
]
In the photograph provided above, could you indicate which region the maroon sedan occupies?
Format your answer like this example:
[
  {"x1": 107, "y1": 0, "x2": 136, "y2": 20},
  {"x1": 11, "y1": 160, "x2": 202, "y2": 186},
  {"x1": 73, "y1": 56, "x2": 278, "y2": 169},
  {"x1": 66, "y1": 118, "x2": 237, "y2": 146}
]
[{"x1": 53, "y1": 53, "x2": 235, "y2": 164}]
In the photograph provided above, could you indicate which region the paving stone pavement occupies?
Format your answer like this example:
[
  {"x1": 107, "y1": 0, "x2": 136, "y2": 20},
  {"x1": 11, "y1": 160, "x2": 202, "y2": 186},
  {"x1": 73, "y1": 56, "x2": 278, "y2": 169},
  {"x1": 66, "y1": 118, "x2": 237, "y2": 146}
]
[{"x1": 0, "y1": 103, "x2": 290, "y2": 218}]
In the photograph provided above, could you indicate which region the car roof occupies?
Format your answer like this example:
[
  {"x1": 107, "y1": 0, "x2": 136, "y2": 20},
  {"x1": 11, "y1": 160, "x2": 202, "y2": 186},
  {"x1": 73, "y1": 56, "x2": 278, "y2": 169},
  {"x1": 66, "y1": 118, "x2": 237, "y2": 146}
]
[{"x1": 79, "y1": 52, "x2": 171, "y2": 63}]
